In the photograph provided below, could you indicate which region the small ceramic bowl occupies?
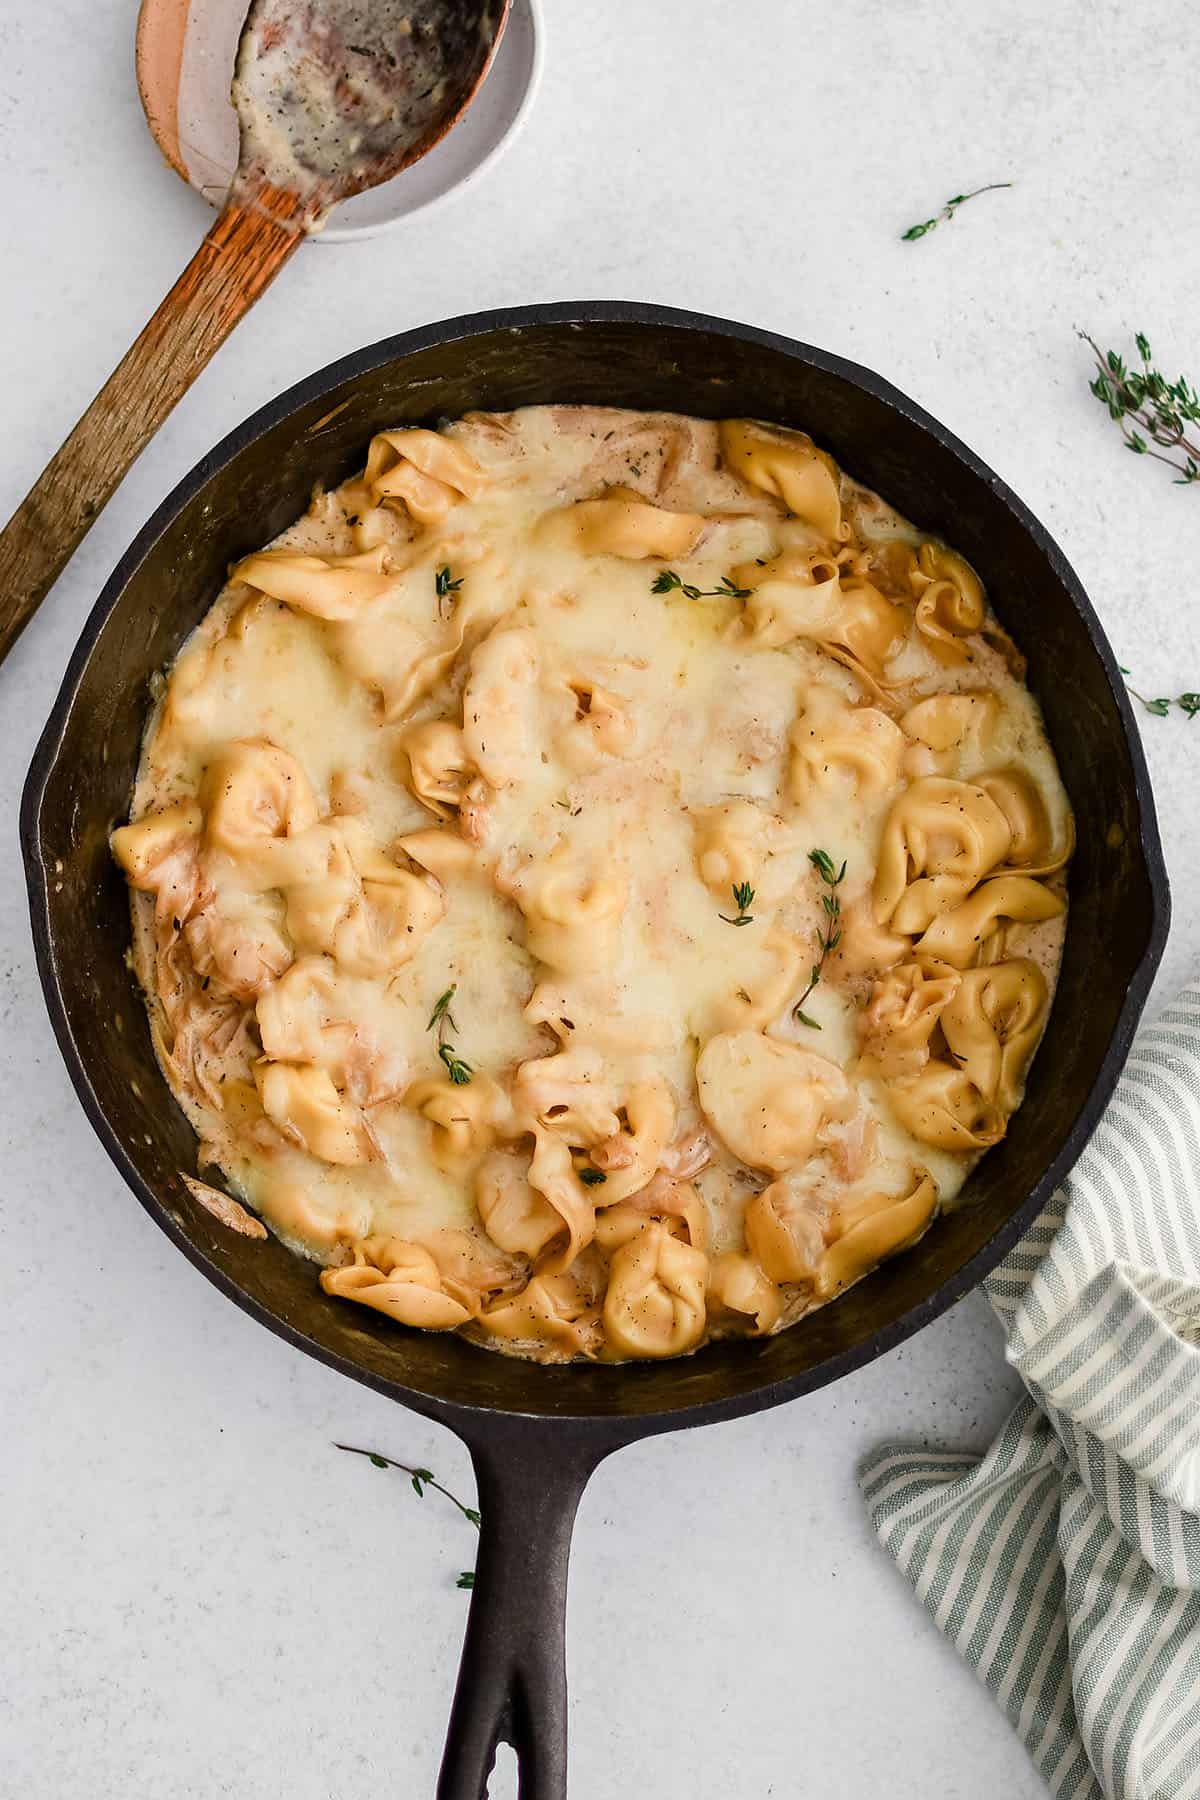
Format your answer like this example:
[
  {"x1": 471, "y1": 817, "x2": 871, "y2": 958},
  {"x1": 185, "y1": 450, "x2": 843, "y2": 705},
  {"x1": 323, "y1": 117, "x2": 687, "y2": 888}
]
[{"x1": 135, "y1": 0, "x2": 543, "y2": 240}]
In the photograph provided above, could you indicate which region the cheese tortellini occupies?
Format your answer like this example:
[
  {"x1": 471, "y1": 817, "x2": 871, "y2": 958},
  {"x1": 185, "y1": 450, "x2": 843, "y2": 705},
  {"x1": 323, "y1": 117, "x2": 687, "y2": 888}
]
[
  {"x1": 362, "y1": 428, "x2": 485, "y2": 524},
  {"x1": 461, "y1": 626, "x2": 541, "y2": 788},
  {"x1": 691, "y1": 802, "x2": 792, "y2": 902},
  {"x1": 114, "y1": 405, "x2": 1069, "y2": 1365},
  {"x1": 708, "y1": 1251, "x2": 783, "y2": 1336},
  {"x1": 320, "y1": 1236, "x2": 472, "y2": 1329},
  {"x1": 873, "y1": 776, "x2": 1013, "y2": 931},
  {"x1": 910, "y1": 543, "x2": 986, "y2": 664},
  {"x1": 405, "y1": 1073, "x2": 512, "y2": 1172},
  {"x1": 255, "y1": 1060, "x2": 375, "y2": 1165},
  {"x1": 940, "y1": 960, "x2": 1049, "y2": 1112},
  {"x1": 733, "y1": 552, "x2": 906, "y2": 688},
  {"x1": 256, "y1": 955, "x2": 358, "y2": 1079},
  {"x1": 539, "y1": 486, "x2": 704, "y2": 560},
  {"x1": 475, "y1": 1148, "x2": 565, "y2": 1260},
  {"x1": 886, "y1": 1063, "x2": 1006, "y2": 1152},
  {"x1": 744, "y1": 1179, "x2": 827, "y2": 1283},
  {"x1": 603, "y1": 1221, "x2": 708, "y2": 1359},
  {"x1": 478, "y1": 1268, "x2": 602, "y2": 1360},
  {"x1": 816, "y1": 1171, "x2": 939, "y2": 1299},
  {"x1": 231, "y1": 546, "x2": 397, "y2": 620},
  {"x1": 696, "y1": 1032, "x2": 854, "y2": 1174},
  {"x1": 500, "y1": 845, "x2": 626, "y2": 974},
  {"x1": 900, "y1": 692, "x2": 999, "y2": 776},
  {"x1": 112, "y1": 801, "x2": 204, "y2": 889},
  {"x1": 914, "y1": 874, "x2": 1066, "y2": 967},
  {"x1": 859, "y1": 960, "x2": 961, "y2": 1080},
  {"x1": 788, "y1": 686, "x2": 905, "y2": 803},
  {"x1": 718, "y1": 420, "x2": 845, "y2": 541},
  {"x1": 201, "y1": 740, "x2": 321, "y2": 890},
  {"x1": 400, "y1": 719, "x2": 478, "y2": 819}
]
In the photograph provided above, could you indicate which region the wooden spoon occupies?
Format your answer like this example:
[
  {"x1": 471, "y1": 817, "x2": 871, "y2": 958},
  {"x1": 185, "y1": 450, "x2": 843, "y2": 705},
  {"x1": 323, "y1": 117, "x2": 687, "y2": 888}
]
[{"x1": 0, "y1": 0, "x2": 510, "y2": 666}]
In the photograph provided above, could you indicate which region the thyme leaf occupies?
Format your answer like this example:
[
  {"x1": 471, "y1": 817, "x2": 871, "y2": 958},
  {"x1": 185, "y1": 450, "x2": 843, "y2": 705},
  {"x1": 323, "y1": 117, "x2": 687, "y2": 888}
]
[
  {"x1": 652, "y1": 570, "x2": 753, "y2": 601},
  {"x1": 438, "y1": 1044, "x2": 475, "y2": 1086},
  {"x1": 719, "y1": 881, "x2": 756, "y2": 926},
  {"x1": 426, "y1": 984, "x2": 458, "y2": 1033},
  {"x1": 1082, "y1": 332, "x2": 1200, "y2": 485},
  {"x1": 793, "y1": 850, "x2": 846, "y2": 1026},
  {"x1": 901, "y1": 181, "x2": 1013, "y2": 241},
  {"x1": 434, "y1": 564, "x2": 464, "y2": 618},
  {"x1": 1122, "y1": 673, "x2": 1200, "y2": 721},
  {"x1": 335, "y1": 1443, "x2": 481, "y2": 1590},
  {"x1": 428, "y1": 981, "x2": 472, "y2": 1082}
]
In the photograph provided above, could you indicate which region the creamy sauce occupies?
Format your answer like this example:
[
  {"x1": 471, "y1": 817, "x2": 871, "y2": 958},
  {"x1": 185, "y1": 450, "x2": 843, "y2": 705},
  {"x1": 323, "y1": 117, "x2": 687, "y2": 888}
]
[
  {"x1": 232, "y1": 0, "x2": 499, "y2": 202},
  {"x1": 113, "y1": 407, "x2": 1071, "y2": 1363}
]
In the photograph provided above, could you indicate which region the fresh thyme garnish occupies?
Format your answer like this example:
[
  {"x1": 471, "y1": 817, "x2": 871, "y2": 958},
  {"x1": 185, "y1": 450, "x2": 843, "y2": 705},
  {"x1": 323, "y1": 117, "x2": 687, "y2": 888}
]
[
  {"x1": 652, "y1": 570, "x2": 753, "y2": 601},
  {"x1": 427, "y1": 984, "x2": 457, "y2": 1032},
  {"x1": 435, "y1": 564, "x2": 465, "y2": 615},
  {"x1": 1119, "y1": 668, "x2": 1200, "y2": 720},
  {"x1": 428, "y1": 983, "x2": 473, "y2": 1083},
  {"x1": 345, "y1": 1448, "x2": 480, "y2": 1523},
  {"x1": 901, "y1": 181, "x2": 1013, "y2": 242},
  {"x1": 793, "y1": 849, "x2": 846, "y2": 1027},
  {"x1": 335, "y1": 1444, "x2": 480, "y2": 1589},
  {"x1": 1082, "y1": 333, "x2": 1200, "y2": 485},
  {"x1": 438, "y1": 1044, "x2": 475, "y2": 1086},
  {"x1": 720, "y1": 881, "x2": 756, "y2": 927},
  {"x1": 579, "y1": 1167, "x2": 607, "y2": 1187}
]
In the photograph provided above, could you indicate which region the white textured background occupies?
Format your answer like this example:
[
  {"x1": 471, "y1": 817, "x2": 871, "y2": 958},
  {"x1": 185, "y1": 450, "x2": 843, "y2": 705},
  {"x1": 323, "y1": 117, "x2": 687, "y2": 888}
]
[{"x1": 2, "y1": 2, "x2": 1198, "y2": 1795}]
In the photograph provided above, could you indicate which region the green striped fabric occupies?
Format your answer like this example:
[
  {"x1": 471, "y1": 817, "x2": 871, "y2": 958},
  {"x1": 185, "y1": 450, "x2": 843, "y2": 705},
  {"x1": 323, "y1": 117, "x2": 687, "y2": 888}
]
[{"x1": 861, "y1": 990, "x2": 1200, "y2": 1799}]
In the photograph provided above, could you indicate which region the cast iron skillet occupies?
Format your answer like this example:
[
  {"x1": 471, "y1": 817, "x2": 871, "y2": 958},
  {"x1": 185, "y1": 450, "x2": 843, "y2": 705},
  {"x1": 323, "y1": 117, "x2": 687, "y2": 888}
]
[{"x1": 22, "y1": 303, "x2": 1167, "y2": 1798}]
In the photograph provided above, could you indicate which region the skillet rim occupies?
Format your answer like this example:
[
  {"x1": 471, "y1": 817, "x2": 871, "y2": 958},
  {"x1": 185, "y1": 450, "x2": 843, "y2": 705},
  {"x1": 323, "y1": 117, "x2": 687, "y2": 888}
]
[{"x1": 20, "y1": 299, "x2": 1171, "y2": 1439}]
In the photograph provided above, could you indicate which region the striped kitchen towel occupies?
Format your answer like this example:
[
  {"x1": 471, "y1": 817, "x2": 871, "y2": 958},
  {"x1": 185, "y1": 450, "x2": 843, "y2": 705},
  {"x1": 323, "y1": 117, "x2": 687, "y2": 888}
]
[{"x1": 861, "y1": 985, "x2": 1200, "y2": 1800}]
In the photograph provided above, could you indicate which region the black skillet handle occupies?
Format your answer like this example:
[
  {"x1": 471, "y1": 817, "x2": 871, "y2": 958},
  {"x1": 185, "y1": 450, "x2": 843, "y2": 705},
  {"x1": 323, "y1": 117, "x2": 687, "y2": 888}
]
[{"x1": 436, "y1": 1421, "x2": 616, "y2": 1800}]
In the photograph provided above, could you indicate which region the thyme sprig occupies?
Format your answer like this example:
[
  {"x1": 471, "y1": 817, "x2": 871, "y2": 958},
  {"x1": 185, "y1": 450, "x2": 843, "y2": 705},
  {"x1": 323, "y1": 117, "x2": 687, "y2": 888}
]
[
  {"x1": 428, "y1": 983, "x2": 473, "y2": 1084},
  {"x1": 720, "y1": 881, "x2": 756, "y2": 927},
  {"x1": 901, "y1": 181, "x2": 1013, "y2": 242},
  {"x1": 335, "y1": 1444, "x2": 479, "y2": 1588},
  {"x1": 1119, "y1": 668, "x2": 1200, "y2": 721},
  {"x1": 652, "y1": 570, "x2": 753, "y2": 601},
  {"x1": 438, "y1": 1045, "x2": 475, "y2": 1085},
  {"x1": 793, "y1": 849, "x2": 846, "y2": 1028},
  {"x1": 435, "y1": 564, "x2": 464, "y2": 615},
  {"x1": 1083, "y1": 334, "x2": 1200, "y2": 485},
  {"x1": 427, "y1": 985, "x2": 457, "y2": 1032}
]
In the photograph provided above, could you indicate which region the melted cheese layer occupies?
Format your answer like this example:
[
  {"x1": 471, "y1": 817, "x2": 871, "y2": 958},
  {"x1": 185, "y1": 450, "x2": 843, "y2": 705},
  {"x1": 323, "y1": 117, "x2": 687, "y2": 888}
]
[{"x1": 115, "y1": 406, "x2": 1071, "y2": 1363}]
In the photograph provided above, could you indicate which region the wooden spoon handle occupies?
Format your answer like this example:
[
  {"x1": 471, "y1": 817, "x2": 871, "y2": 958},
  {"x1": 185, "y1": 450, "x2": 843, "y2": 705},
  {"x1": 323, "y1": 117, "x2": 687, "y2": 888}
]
[{"x1": 0, "y1": 183, "x2": 306, "y2": 666}]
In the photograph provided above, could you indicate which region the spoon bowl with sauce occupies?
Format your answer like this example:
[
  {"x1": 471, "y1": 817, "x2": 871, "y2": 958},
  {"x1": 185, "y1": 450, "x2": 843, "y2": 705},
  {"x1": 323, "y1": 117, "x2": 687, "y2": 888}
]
[
  {"x1": 0, "y1": 0, "x2": 510, "y2": 666},
  {"x1": 234, "y1": 0, "x2": 508, "y2": 206}
]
